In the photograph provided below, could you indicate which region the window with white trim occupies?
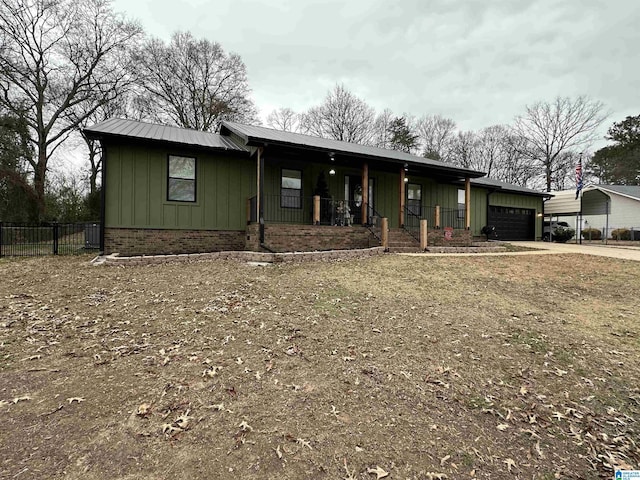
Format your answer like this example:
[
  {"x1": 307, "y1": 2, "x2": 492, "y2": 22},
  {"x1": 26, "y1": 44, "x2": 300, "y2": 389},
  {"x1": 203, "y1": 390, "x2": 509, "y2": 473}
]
[{"x1": 168, "y1": 155, "x2": 196, "y2": 202}]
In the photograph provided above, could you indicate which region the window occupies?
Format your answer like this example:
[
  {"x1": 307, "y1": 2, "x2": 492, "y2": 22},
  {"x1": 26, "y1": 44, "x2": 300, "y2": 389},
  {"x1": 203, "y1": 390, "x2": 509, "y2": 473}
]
[
  {"x1": 407, "y1": 183, "x2": 422, "y2": 216},
  {"x1": 168, "y1": 155, "x2": 196, "y2": 202},
  {"x1": 457, "y1": 189, "x2": 465, "y2": 219},
  {"x1": 281, "y1": 169, "x2": 302, "y2": 208}
]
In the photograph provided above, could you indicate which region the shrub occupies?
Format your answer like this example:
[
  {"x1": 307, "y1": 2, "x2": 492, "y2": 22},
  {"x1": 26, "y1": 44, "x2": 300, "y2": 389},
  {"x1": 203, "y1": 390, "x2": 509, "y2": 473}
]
[
  {"x1": 611, "y1": 228, "x2": 631, "y2": 240},
  {"x1": 581, "y1": 227, "x2": 602, "y2": 240},
  {"x1": 553, "y1": 226, "x2": 575, "y2": 243}
]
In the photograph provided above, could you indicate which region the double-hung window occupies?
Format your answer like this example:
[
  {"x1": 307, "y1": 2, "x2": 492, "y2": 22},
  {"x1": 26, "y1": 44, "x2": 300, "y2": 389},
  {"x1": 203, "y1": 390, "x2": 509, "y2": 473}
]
[
  {"x1": 167, "y1": 155, "x2": 197, "y2": 202},
  {"x1": 281, "y1": 169, "x2": 302, "y2": 208},
  {"x1": 407, "y1": 183, "x2": 422, "y2": 216},
  {"x1": 457, "y1": 189, "x2": 465, "y2": 218}
]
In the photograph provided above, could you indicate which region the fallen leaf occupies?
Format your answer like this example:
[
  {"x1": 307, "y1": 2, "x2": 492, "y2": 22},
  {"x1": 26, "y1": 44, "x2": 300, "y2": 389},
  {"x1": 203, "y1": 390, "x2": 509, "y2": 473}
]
[
  {"x1": 239, "y1": 420, "x2": 253, "y2": 432},
  {"x1": 12, "y1": 395, "x2": 31, "y2": 404},
  {"x1": 440, "y1": 454, "x2": 451, "y2": 466},
  {"x1": 496, "y1": 423, "x2": 509, "y2": 431},
  {"x1": 175, "y1": 411, "x2": 192, "y2": 430},
  {"x1": 67, "y1": 397, "x2": 85, "y2": 404},
  {"x1": 503, "y1": 458, "x2": 517, "y2": 472},
  {"x1": 366, "y1": 466, "x2": 389, "y2": 479},
  {"x1": 161, "y1": 423, "x2": 183, "y2": 436},
  {"x1": 425, "y1": 473, "x2": 448, "y2": 480},
  {"x1": 136, "y1": 403, "x2": 151, "y2": 416},
  {"x1": 296, "y1": 438, "x2": 312, "y2": 449}
]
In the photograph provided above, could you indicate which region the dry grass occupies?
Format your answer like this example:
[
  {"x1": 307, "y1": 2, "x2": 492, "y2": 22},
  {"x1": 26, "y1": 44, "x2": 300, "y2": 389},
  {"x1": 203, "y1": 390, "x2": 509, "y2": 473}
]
[{"x1": 1, "y1": 253, "x2": 640, "y2": 479}]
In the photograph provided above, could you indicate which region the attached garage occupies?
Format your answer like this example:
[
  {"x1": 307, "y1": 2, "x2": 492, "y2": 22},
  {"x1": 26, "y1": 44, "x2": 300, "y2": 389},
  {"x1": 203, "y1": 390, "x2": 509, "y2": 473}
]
[{"x1": 488, "y1": 205, "x2": 536, "y2": 240}]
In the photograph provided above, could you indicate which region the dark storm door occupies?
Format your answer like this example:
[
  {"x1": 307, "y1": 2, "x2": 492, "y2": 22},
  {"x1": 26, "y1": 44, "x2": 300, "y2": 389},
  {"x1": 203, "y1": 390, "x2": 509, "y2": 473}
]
[{"x1": 345, "y1": 175, "x2": 363, "y2": 224}]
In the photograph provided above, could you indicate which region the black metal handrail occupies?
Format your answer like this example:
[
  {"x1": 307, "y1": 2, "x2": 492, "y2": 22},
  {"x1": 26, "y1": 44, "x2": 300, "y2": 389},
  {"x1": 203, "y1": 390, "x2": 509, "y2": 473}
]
[
  {"x1": 365, "y1": 204, "x2": 385, "y2": 242},
  {"x1": 403, "y1": 208, "x2": 422, "y2": 241}
]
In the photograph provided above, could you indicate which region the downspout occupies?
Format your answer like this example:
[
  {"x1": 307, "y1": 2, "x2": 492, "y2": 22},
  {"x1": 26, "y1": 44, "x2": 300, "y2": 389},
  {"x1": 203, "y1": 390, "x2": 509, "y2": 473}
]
[{"x1": 99, "y1": 143, "x2": 107, "y2": 254}]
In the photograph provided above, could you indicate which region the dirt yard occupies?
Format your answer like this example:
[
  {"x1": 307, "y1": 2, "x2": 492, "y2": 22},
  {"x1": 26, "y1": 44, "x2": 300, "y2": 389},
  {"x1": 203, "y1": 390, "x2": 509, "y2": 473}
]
[{"x1": 1, "y1": 253, "x2": 639, "y2": 479}]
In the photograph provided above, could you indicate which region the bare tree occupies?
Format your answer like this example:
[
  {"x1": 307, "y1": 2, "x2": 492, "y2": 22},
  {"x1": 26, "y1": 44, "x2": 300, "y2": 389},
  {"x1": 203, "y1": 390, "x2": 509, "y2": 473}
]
[
  {"x1": 135, "y1": 32, "x2": 258, "y2": 132},
  {"x1": 493, "y1": 133, "x2": 539, "y2": 188},
  {"x1": 512, "y1": 96, "x2": 608, "y2": 192},
  {"x1": 415, "y1": 114, "x2": 457, "y2": 161},
  {"x1": 0, "y1": 0, "x2": 142, "y2": 218},
  {"x1": 371, "y1": 108, "x2": 394, "y2": 149},
  {"x1": 73, "y1": 94, "x2": 140, "y2": 196},
  {"x1": 449, "y1": 131, "x2": 477, "y2": 169},
  {"x1": 299, "y1": 84, "x2": 376, "y2": 144},
  {"x1": 266, "y1": 107, "x2": 299, "y2": 132}
]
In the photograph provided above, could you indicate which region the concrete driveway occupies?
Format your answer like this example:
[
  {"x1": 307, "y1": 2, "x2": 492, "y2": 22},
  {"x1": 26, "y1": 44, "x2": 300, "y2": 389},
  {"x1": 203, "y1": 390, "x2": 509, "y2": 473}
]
[{"x1": 513, "y1": 241, "x2": 640, "y2": 262}]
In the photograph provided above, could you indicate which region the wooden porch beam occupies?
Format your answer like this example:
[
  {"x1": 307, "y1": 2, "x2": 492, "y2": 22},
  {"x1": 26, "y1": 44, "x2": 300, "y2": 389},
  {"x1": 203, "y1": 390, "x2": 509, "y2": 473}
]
[
  {"x1": 465, "y1": 176, "x2": 471, "y2": 230},
  {"x1": 399, "y1": 167, "x2": 406, "y2": 227},
  {"x1": 362, "y1": 162, "x2": 369, "y2": 225}
]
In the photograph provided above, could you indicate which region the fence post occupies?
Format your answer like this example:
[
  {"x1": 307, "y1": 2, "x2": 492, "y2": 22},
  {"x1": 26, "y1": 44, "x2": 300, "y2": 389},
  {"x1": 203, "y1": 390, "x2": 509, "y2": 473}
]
[
  {"x1": 0, "y1": 222, "x2": 3, "y2": 258},
  {"x1": 435, "y1": 205, "x2": 441, "y2": 229},
  {"x1": 420, "y1": 219, "x2": 428, "y2": 251},
  {"x1": 381, "y1": 217, "x2": 389, "y2": 251},
  {"x1": 313, "y1": 195, "x2": 320, "y2": 225},
  {"x1": 53, "y1": 222, "x2": 59, "y2": 255}
]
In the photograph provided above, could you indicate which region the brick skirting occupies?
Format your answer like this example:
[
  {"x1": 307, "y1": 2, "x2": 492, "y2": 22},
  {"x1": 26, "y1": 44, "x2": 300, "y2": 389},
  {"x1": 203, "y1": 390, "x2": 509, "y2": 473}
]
[
  {"x1": 428, "y1": 228, "x2": 473, "y2": 246},
  {"x1": 253, "y1": 223, "x2": 379, "y2": 253},
  {"x1": 104, "y1": 228, "x2": 245, "y2": 256}
]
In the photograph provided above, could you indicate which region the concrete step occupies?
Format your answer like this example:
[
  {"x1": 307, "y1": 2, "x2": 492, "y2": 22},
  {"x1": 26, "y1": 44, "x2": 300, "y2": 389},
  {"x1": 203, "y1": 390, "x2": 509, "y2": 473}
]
[{"x1": 388, "y1": 246, "x2": 424, "y2": 253}]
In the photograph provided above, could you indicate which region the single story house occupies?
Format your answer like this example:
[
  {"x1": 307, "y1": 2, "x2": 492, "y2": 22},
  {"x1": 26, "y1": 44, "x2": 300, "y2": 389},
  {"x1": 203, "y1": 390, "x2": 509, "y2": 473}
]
[
  {"x1": 84, "y1": 118, "x2": 549, "y2": 256},
  {"x1": 544, "y1": 185, "x2": 640, "y2": 239}
]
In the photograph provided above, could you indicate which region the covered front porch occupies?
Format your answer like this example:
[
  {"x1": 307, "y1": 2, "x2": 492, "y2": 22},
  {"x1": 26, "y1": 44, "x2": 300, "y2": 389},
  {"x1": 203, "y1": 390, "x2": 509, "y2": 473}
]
[{"x1": 245, "y1": 146, "x2": 478, "y2": 252}]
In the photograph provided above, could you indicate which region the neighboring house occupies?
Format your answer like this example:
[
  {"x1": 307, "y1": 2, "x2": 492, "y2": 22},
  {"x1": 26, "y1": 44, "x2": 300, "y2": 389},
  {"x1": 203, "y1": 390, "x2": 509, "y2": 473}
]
[
  {"x1": 84, "y1": 118, "x2": 548, "y2": 255},
  {"x1": 544, "y1": 185, "x2": 640, "y2": 239}
]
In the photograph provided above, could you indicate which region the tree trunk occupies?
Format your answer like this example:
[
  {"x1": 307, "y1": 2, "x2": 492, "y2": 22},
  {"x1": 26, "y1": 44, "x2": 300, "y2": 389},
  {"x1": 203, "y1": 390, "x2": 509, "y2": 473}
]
[
  {"x1": 34, "y1": 146, "x2": 47, "y2": 221},
  {"x1": 545, "y1": 162, "x2": 552, "y2": 193},
  {"x1": 88, "y1": 141, "x2": 100, "y2": 196}
]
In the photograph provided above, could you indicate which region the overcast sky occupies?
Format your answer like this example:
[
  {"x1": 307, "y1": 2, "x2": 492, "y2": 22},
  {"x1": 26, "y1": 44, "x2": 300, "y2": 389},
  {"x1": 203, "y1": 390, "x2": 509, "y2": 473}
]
[{"x1": 111, "y1": 0, "x2": 639, "y2": 145}]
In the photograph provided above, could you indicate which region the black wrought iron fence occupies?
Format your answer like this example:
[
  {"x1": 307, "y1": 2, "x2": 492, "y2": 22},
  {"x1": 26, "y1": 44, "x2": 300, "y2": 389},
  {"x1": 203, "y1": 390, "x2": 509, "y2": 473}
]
[
  {"x1": 439, "y1": 206, "x2": 466, "y2": 229},
  {"x1": 0, "y1": 222, "x2": 100, "y2": 257}
]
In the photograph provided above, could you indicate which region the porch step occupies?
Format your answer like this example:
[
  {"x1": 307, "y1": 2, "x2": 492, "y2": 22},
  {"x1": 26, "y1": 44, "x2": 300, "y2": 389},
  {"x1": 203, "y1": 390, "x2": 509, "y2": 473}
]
[{"x1": 387, "y1": 228, "x2": 420, "y2": 249}]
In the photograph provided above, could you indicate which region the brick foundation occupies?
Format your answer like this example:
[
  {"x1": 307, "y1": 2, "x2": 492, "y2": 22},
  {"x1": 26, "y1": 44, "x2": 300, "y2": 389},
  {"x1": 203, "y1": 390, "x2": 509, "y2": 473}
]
[
  {"x1": 428, "y1": 228, "x2": 473, "y2": 246},
  {"x1": 104, "y1": 228, "x2": 245, "y2": 256},
  {"x1": 248, "y1": 223, "x2": 379, "y2": 253}
]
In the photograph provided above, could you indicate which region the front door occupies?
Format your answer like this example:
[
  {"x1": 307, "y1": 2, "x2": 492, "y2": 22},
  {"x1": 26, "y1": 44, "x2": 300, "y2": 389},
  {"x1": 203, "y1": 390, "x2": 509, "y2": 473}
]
[{"x1": 345, "y1": 175, "x2": 362, "y2": 224}]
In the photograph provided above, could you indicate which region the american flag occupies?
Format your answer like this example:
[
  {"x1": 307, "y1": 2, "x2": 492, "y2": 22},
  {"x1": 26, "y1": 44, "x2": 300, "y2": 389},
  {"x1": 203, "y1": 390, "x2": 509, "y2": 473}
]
[{"x1": 575, "y1": 156, "x2": 583, "y2": 200}]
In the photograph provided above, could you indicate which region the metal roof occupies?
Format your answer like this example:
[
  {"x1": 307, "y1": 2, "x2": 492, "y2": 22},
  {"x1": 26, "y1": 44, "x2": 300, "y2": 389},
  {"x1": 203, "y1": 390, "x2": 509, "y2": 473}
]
[
  {"x1": 470, "y1": 177, "x2": 552, "y2": 197},
  {"x1": 593, "y1": 185, "x2": 640, "y2": 201},
  {"x1": 544, "y1": 190, "x2": 580, "y2": 215},
  {"x1": 220, "y1": 121, "x2": 486, "y2": 178},
  {"x1": 84, "y1": 118, "x2": 247, "y2": 152}
]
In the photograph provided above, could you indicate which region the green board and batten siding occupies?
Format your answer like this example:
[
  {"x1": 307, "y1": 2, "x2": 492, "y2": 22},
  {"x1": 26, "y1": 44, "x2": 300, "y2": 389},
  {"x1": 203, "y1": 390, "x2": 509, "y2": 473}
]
[{"x1": 105, "y1": 143, "x2": 255, "y2": 231}]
